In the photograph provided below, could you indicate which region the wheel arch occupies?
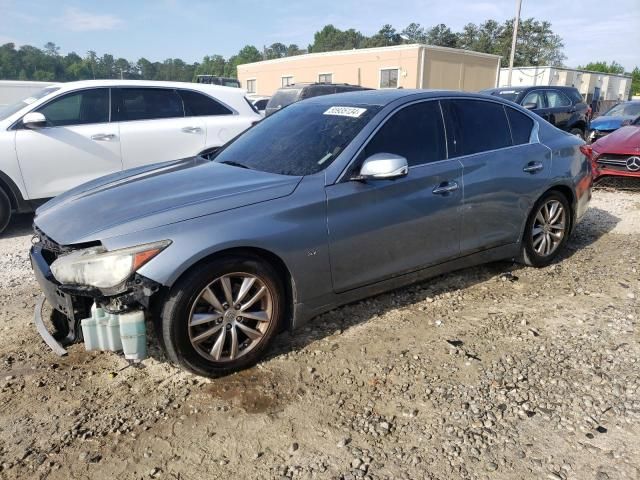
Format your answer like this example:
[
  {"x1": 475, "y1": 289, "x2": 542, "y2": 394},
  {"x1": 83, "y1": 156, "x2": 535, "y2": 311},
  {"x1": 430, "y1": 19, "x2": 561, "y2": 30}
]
[
  {"x1": 161, "y1": 246, "x2": 296, "y2": 331},
  {"x1": 0, "y1": 170, "x2": 30, "y2": 213},
  {"x1": 520, "y1": 183, "x2": 577, "y2": 242}
]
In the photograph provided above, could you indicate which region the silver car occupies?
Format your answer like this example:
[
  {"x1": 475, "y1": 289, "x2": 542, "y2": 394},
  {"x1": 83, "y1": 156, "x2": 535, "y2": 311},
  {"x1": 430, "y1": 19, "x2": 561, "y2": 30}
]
[{"x1": 30, "y1": 90, "x2": 592, "y2": 377}]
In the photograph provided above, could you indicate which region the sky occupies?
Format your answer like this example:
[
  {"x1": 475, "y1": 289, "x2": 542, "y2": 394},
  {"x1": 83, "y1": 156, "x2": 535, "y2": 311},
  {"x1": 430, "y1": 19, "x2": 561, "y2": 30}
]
[{"x1": 1, "y1": 0, "x2": 639, "y2": 71}]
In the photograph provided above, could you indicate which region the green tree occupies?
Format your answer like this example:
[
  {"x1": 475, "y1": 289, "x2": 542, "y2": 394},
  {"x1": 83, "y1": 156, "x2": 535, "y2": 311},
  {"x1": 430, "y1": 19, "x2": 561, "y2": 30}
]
[
  {"x1": 630, "y1": 67, "x2": 640, "y2": 96},
  {"x1": 43, "y1": 42, "x2": 60, "y2": 57},
  {"x1": 309, "y1": 25, "x2": 366, "y2": 52},
  {"x1": 578, "y1": 61, "x2": 625, "y2": 74},
  {"x1": 364, "y1": 24, "x2": 402, "y2": 47},
  {"x1": 401, "y1": 23, "x2": 427, "y2": 43},
  {"x1": 194, "y1": 54, "x2": 226, "y2": 78},
  {"x1": 426, "y1": 24, "x2": 458, "y2": 48},
  {"x1": 286, "y1": 44, "x2": 305, "y2": 56},
  {"x1": 265, "y1": 42, "x2": 288, "y2": 59}
]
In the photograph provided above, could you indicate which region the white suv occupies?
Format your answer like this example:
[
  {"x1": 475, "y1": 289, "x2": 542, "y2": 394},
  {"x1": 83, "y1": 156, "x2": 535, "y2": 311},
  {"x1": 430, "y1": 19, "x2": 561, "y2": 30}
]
[{"x1": 0, "y1": 80, "x2": 260, "y2": 232}]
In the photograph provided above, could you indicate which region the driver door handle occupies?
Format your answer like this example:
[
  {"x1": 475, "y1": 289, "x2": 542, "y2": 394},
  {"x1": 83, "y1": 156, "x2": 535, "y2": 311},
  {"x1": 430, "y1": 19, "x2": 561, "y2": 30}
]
[
  {"x1": 432, "y1": 181, "x2": 459, "y2": 195},
  {"x1": 91, "y1": 133, "x2": 116, "y2": 141},
  {"x1": 523, "y1": 161, "x2": 544, "y2": 174},
  {"x1": 181, "y1": 126, "x2": 203, "y2": 134}
]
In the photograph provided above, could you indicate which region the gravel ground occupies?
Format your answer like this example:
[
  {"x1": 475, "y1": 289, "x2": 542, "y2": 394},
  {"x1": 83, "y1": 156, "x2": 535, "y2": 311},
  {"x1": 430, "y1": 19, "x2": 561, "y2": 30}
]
[{"x1": 0, "y1": 189, "x2": 638, "y2": 480}]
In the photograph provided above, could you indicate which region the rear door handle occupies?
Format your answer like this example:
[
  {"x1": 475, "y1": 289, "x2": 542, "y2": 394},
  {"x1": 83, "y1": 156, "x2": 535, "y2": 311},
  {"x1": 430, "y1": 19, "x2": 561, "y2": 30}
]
[
  {"x1": 523, "y1": 161, "x2": 544, "y2": 174},
  {"x1": 432, "y1": 181, "x2": 459, "y2": 195},
  {"x1": 91, "y1": 133, "x2": 116, "y2": 141},
  {"x1": 181, "y1": 126, "x2": 203, "y2": 134}
]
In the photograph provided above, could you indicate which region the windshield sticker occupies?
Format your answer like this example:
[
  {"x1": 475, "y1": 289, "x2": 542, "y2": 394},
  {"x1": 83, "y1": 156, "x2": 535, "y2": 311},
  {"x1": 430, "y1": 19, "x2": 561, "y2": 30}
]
[
  {"x1": 23, "y1": 97, "x2": 37, "y2": 104},
  {"x1": 323, "y1": 106, "x2": 367, "y2": 118}
]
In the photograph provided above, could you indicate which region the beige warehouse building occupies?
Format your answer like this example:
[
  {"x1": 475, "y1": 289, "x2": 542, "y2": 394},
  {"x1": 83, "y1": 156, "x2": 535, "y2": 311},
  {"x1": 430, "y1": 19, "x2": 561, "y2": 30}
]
[{"x1": 238, "y1": 44, "x2": 501, "y2": 96}]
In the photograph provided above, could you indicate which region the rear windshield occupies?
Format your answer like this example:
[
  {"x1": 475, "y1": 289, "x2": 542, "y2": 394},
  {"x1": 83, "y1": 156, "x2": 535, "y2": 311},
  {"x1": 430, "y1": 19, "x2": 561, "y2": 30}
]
[
  {"x1": 490, "y1": 90, "x2": 520, "y2": 102},
  {"x1": 215, "y1": 102, "x2": 381, "y2": 176},
  {"x1": 266, "y1": 89, "x2": 302, "y2": 115},
  {"x1": 0, "y1": 86, "x2": 60, "y2": 121},
  {"x1": 604, "y1": 102, "x2": 640, "y2": 117}
]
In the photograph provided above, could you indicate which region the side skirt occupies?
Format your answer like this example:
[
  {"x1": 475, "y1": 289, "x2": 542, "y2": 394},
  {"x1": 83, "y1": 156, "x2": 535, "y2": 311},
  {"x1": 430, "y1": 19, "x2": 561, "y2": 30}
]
[{"x1": 291, "y1": 242, "x2": 520, "y2": 329}]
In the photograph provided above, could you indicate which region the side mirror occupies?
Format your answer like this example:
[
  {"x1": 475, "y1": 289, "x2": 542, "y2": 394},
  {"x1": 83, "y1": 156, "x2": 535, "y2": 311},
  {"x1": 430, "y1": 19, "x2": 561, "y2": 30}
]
[
  {"x1": 523, "y1": 102, "x2": 537, "y2": 110},
  {"x1": 354, "y1": 153, "x2": 408, "y2": 181},
  {"x1": 22, "y1": 112, "x2": 47, "y2": 129}
]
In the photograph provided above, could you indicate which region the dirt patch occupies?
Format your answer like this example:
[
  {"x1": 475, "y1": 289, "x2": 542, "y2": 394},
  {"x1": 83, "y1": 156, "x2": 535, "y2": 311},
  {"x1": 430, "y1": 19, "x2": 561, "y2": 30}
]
[{"x1": 205, "y1": 367, "x2": 294, "y2": 414}]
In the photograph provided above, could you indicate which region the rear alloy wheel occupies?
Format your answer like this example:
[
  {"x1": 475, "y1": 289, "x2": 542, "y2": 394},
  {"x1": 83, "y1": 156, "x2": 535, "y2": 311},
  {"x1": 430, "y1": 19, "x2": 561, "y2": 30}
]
[
  {"x1": 161, "y1": 256, "x2": 284, "y2": 377},
  {"x1": 0, "y1": 188, "x2": 12, "y2": 235},
  {"x1": 521, "y1": 192, "x2": 571, "y2": 267}
]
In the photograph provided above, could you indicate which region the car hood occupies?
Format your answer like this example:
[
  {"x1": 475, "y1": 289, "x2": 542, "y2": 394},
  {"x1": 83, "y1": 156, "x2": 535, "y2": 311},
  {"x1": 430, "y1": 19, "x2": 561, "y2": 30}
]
[
  {"x1": 593, "y1": 126, "x2": 640, "y2": 155},
  {"x1": 590, "y1": 115, "x2": 635, "y2": 131},
  {"x1": 34, "y1": 157, "x2": 302, "y2": 245}
]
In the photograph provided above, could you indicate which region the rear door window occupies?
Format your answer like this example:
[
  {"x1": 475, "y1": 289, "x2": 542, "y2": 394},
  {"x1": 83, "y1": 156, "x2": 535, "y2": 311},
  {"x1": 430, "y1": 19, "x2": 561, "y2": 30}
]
[
  {"x1": 522, "y1": 91, "x2": 546, "y2": 109},
  {"x1": 37, "y1": 88, "x2": 109, "y2": 127},
  {"x1": 179, "y1": 90, "x2": 232, "y2": 116},
  {"x1": 546, "y1": 90, "x2": 572, "y2": 108},
  {"x1": 505, "y1": 107, "x2": 534, "y2": 145},
  {"x1": 442, "y1": 99, "x2": 512, "y2": 157},
  {"x1": 114, "y1": 88, "x2": 184, "y2": 121},
  {"x1": 363, "y1": 100, "x2": 446, "y2": 167}
]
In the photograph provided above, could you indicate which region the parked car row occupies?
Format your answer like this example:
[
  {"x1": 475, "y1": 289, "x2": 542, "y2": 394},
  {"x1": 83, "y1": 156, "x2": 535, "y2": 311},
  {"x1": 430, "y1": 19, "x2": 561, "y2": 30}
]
[
  {"x1": 26, "y1": 88, "x2": 592, "y2": 377},
  {"x1": 0, "y1": 80, "x2": 260, "y2": 232}
]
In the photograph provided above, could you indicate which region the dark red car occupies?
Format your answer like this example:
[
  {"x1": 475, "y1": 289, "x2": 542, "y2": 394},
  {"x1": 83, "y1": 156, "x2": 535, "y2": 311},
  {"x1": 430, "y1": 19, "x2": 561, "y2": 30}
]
[{"x1": 583, "y1": 119, "x2": 640, "y2": 186}]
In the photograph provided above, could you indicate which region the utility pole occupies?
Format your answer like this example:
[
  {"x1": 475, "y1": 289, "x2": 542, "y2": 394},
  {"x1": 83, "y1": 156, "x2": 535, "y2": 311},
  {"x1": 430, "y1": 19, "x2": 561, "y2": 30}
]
[{"x1": 507, "y1": 0, "x2": 523, "y2": 87}]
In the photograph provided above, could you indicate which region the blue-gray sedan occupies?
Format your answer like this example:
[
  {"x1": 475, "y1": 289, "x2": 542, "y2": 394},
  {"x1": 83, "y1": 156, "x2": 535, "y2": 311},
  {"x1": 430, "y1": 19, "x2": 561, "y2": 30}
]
[{"x1": 30, "y1": 89, "x2": 592, "y2": 377}]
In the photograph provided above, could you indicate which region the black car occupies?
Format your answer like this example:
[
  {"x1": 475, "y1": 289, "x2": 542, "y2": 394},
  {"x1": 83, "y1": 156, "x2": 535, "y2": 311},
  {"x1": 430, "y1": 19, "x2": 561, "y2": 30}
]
[
  {"x1": 482, "y1": 86, "x2": 589, "y2": 138},
  {"x1": 265, "y1": 83, "x2": 371, "y2": 116}
]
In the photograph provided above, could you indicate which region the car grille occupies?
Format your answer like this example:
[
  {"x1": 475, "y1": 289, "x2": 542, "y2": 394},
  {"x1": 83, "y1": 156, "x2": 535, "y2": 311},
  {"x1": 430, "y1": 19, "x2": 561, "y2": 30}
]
[{"x1": 596, "y1": 155, "x2": 638, "y2": 173}]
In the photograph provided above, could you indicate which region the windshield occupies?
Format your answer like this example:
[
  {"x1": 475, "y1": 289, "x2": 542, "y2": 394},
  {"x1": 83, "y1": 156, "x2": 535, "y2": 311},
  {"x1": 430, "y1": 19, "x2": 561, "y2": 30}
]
[
  {"x1": 215, "y1": 101, "x2": 380, "y2": 176},
  {"x1": 0, "y1": 86, "x2": 60, "y2": 121},
  {"x1": 604, "y1": 102, "x2": 640, "y2": 117}
]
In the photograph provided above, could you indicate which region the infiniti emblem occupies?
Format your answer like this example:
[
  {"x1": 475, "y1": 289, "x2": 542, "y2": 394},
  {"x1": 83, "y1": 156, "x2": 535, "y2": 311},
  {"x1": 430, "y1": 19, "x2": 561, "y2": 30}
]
[{"x1": 626, "y1": 156, "x2": 640, "y2": 172}]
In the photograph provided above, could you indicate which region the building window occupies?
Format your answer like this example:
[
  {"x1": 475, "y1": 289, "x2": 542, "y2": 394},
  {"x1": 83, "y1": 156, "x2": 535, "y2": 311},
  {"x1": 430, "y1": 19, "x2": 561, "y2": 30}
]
[
  {"x1": 318, "y1": 73, "x2": 332, "y2": 83},
  {"x1": 281, "y1": 76, "x2": 294, "y2": 87},
  {"x1": 246, "y1": 79, "x2": 256, "y2": 93},
  {"x1": 380, "y1": 68, "x2": 399, "y2": 88}
]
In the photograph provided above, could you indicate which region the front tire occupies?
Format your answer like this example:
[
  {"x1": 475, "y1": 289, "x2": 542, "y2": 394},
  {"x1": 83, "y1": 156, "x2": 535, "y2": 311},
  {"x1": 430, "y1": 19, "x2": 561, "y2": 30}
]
[
  {"x1": 0, "y1": 188, "x2": 12, "y2": 234},
  {"x1": 161, "y1": 255, "x2": 285, "y2": 377},
  {"x1": 521, "y1": 192, "x2": 571, "y2": 267}
]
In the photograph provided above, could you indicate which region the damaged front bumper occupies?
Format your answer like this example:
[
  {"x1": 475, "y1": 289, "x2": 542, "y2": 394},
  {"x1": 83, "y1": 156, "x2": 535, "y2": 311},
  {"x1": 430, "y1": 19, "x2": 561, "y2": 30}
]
[{"x1": 30, "y1": 240, "x2": 162, "y2": 356}]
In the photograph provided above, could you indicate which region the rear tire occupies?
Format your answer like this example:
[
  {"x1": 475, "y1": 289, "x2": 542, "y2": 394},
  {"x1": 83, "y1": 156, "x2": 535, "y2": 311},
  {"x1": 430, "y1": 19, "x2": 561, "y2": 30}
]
[
  {"x1": 0, "y1": 188, "x2": 12, "y2": 234},
  {"x1": 520, "y1": 191, "x2": 571, "y2": 268},
  {"x1": 160, "y1": 255, "x2": 285, "y2": 377}
]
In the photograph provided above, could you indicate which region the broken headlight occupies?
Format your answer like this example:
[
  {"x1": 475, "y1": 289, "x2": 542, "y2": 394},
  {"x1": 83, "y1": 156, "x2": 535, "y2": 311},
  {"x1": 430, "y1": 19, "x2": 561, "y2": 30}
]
[{"x1": 50, "y1": 240, "x2": 171, "y2": 289}]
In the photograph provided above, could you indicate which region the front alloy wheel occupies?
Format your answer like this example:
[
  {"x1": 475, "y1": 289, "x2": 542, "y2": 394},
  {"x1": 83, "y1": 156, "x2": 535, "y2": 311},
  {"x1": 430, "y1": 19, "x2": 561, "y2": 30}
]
[
  {"x1": 521, "y1": 192, "x2": 571, "y2": 267},
  {"x1": 161, "y1": 256, "x2": 284, "y2": 377},
  {"x1": 188, "y1": 273, "x2": 273, "y2": 363}
]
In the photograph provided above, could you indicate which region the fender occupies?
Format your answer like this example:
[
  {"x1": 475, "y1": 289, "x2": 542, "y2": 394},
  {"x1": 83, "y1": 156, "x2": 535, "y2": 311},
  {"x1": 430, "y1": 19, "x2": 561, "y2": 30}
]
[{"x1": 0, "y1": 170, "x2": 32, "y2": 213}]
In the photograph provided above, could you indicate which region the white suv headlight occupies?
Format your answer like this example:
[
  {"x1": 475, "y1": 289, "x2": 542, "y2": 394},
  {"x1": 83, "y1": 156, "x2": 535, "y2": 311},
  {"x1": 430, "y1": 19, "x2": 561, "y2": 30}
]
[{"x1": 50, "y1": 240, "x2": 171, "y2": 289}]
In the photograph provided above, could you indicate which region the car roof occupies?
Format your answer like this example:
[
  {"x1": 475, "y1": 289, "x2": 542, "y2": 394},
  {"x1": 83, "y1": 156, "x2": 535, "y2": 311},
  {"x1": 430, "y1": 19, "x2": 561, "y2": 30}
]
[
  {"x1": 54, "y1": 79, "x2": 247, "y2": 96},
  {"x1": 300, "y1": 89, "x2": 522, "y2": 107},
  {"x1": 484, "y1": 85, "x2": 579, "y2": 93}
]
